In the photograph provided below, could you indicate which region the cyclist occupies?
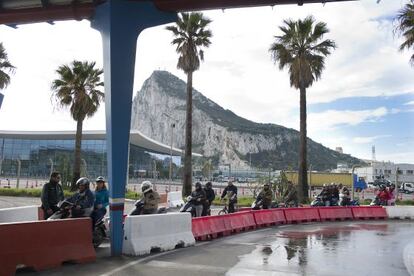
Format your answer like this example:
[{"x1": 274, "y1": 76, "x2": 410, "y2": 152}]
[{"x1": 221, "y1": 181, "x2": 238, "y2": 213}]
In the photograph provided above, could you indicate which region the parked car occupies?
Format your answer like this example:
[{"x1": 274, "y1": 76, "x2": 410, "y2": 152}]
[{"x1": 399, "y1": 182, "x2": 414, "y2": 194}]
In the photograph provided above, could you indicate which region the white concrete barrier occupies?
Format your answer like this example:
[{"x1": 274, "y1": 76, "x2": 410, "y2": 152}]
[
  {"x1": 123, "y1": 213, "x2": 195, "y2": 256},
  {"x1": 385, "y1": 206, "x2": 414, "y2": 219},
  {"x1": 0, "y1": 205, "x2": 41, "y2": 223},
  {"x1": 167, "y1": 191, "x2": 184, "y2": 208}
]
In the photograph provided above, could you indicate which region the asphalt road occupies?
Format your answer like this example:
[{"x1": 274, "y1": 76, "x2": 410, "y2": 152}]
[{"x1": 16, "y1": 220, "x2": 413, "y2": 276}]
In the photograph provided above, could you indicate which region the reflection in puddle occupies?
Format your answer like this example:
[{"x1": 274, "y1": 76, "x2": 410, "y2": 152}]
[{"x1": 226, "y1": 222, "x2": 412, "y2": 276}]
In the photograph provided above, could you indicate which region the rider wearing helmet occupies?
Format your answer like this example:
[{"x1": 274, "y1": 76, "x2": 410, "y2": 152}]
[
  {"x1": 141, "y1": 181, "x2": 160, "y2": 214},
  {"x1": 387, "y1": 184, "x2": 396, "y2": 206},
  {"x1": 67, "y1": 177, "x2": 95, "y2": 218},
  {"x1": 202, "y1": 182, "x2": 215, "y2": 216},
  {"x1": 377, "y1": 184, "x2": 390, "y2": 205},
  {"x1": 257, "y1": 183, "x2": 273, "y2": 209},
  {"x1": 91, "y1": 176, "x2": 109, "y2": 226},
  {"x1": 191, "y1": 182, "x2": 207, "y2": 217},
  {"x1": 283, "y1": 181, "x2": 298, "y2": 207},
  {"x1": 221, "y1": 181, "x2": 238, "y2": 213}
]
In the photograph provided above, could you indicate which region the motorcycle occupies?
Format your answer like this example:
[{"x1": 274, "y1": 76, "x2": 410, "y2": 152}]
[
  {"x1": 310, "y1": 196, "x2": 325, "y2": 207},
  {"x1": 180, "y1": 196, "x2": 197, "y2": 217},
  {"x1": 48, "y1": 200, "x2": 107, "y2": 248},
  {"x1": 370, "y1": 196, "x2": 387, "y2": 206},
  {"x1": 339, "y1": 194, "x2": 360, "y2": 206},
  {"x1": 251, "y1": 196, "x2": 263, "y2": 210},
  {"x1": 47, "y1": 200, "x2": 76, "y2": 220},
  {"x1": 92, "y1": 216, "x2": 107, "y2": 248},
  {"x1": 129, "y1": 198, "x2": 167, "y2": 215}
]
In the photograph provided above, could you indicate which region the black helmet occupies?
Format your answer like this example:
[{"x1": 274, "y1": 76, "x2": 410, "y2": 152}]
[
  {"x1": 195, "y1": 182, "x2": 202, "y2": 189},
  {"x1": 206, "y1": 182, "x2": 212, "y2": 188},
  {"x1": 96, "y1": 176, "x2": 105, "y2": 183},
  {"x1": 76, "y1": 177, "x2": 90, "y2": 189}
]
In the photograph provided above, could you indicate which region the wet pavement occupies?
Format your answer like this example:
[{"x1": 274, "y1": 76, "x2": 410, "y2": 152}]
[{"x1": 17, "y1": 220, "x2": 413, "y2": 276}]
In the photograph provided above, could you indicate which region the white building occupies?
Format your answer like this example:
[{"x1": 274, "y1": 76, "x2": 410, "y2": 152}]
[{"x1": 354, "y1": 161, "x2": 414, "y2": 184}]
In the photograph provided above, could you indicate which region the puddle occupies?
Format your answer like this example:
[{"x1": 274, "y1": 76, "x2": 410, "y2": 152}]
[{"x1": 226, "y1": 222, "x2": 414, "y2": 276}]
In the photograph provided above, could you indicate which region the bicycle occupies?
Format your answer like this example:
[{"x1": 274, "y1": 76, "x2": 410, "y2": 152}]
[{"x1": 218, "y1": 198, "x2": 238, "y2": 215}]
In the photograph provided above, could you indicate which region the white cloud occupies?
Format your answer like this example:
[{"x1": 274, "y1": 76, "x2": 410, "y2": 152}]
[
  {"x1": 405, "y1": 101, "x2": 414, "y2": 106},
  {"x1": 352, "y1": 135, "x2": 391, "y2": 144},
  {"x1": 307, "y1": 107, "x2": 388, "y2": 132},
  {"x1": 0, "y1": 0, "x2": 413, "y2": 164}
]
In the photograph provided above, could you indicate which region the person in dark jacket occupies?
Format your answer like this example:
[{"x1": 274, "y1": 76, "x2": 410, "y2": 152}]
[
  {"x1": 257, "y1": 183, "x2": 273, "y2": 209},
  {"x1": 202, "y1": 182, "x2": 215, "y2": 216},
  {"x1": 91, "y1": 176, "x2": 109, "y2": 227},
  {"x1": 67, "y1": 177, "x2": 95, "y2": 218},
  {"x1": 221, "y1": 181, "x2": 238, "y2": 213},
  {"x1": 191, "y1": 182, "x2": 207, "y2": 217},
  {"x1": 283, "y1": 181, "x2": 298, "y2": 207},
  {"x1": 41, "y1": 172, "x2": 64, "y2": 219}
]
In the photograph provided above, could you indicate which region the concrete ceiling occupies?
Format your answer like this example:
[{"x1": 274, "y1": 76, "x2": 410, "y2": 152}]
[{"x1": 0, "y1": 0, "x2": 356, "y2": 25}]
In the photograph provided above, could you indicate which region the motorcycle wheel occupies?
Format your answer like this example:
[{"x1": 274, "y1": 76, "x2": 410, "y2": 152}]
[
  {"x1": 218, "y1": 209, "x2": 227, "y2": 215},
  {"x1": 93, "y1": 227, "x2": 105, "y2": 248}
]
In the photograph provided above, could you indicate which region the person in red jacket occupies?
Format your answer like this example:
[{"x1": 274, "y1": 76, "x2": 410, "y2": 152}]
[{"x1": 377, "y1": 185, "x2": 390, "y2": 205}]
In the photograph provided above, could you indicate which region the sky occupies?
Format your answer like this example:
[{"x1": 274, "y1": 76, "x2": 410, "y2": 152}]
[{"x1": 0, "y1": 0, "x2": 413, "y2": 164}]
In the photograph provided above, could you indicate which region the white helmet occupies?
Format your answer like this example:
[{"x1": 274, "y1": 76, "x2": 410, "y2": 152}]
[{"x1": 141, "y1": 181, "x2": 153, "y2": 193}]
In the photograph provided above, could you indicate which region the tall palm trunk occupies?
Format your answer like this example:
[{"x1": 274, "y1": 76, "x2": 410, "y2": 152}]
[
  {"x1": 298, "y1": 83, "x2": 308, "y2": 203},
  {"x1": 71, "y1": 119, "x2": 83, "y2": 190},
  {"x1": 183, "y1": 72, "x2": 193, "y2": 196}
]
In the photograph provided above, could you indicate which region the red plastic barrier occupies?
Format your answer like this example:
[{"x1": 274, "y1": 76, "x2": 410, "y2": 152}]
[
  {"x1": 192, "y1": 217, "x2": 212, "y2": 241},
  {"x1": 253, "y1": 209, "x2": 286, "y2": 227},
  {"x1": 221, "y1": 211, "x2": 256, "y2": 233},
  {"x1": 318, "y1": 207, "x2": 353, "y2": 221},
  {"x1": 192, "y1": 215, "x2": 232, "y2": 241},
  {"x1": 351, "y1": 206, "x2": 387, "y2": 220},
  {"x1": 284, "y1": 207, "x2": 320, "y2": 223},
  {"x1": 0, "y1": 218, "x2": 95, "y2": 276},
  {"x1": 208, "y1": 215, "x2": 231, "y2": 238}
]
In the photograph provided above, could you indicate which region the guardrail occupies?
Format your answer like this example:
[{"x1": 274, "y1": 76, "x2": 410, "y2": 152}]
[{"x1": 191, "y1": 206, "x2": 390, "y2": 241}]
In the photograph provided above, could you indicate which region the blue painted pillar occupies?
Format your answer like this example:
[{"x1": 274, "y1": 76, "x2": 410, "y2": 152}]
[{"x1": 91, "y1": 0, "x2": 176, "y2": 256}]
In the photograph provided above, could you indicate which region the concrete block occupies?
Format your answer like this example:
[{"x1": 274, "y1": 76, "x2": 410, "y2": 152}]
[
  {"x1": 0, "y1": 205, "x2": 40, "y2": 223},
  {"x1": 385, "y1": 206, "x2": 414, "y2": 219},
  {"x1": 123, "y1": 212, "x2": 195, "y2": 256},
  {"x1": 167, "y1": 191, "x2": 184, "y2": 208}
]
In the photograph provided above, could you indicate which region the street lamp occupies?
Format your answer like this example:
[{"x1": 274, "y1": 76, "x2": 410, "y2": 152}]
[
  {"x1": 351, "y1": 165, "x2": 361, "y2": 200},
  {"x1": 16, "y1": 159, "x2": 21, "y2": 189},
  {"x1": 162, "y1": 112, "x2": 178, "y2": 192}
]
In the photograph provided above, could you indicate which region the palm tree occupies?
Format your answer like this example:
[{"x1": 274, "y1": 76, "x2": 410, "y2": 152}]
[
  {"x1": 269, "y1": 16, "x2": 336, "y2": 203},
  {"x1": 0, "y1": 43, "x2": 15, "y2": 89},
  {"x1": 395, "y1": 0, "x2": 414, "y2": 65},
  {"x1": 166, "y1": 12, "x2": 212, "y2": 196},
  {"x1": 51, "y1": 61, "x2": 104, "y2": 190}
]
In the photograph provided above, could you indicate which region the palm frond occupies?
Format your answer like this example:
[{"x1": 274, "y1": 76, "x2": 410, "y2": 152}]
[{"x1": 270, "y1": 16, "x2": 335, "y2": 89}]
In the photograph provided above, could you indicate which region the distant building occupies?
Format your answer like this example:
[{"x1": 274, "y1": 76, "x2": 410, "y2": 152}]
[
  {"x1": 354, "y1": 161, "x2": 414, "y2": 184},
  {"x1": 335, "y1": 147, "x2": 343, "y2": 154},
  {"x1": 0, "y1": 130, "x2": 201, "y2": 180}
]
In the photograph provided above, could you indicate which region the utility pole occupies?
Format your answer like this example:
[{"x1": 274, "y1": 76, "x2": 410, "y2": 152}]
[
  {"x1": 169, "y1": 122, "x2": 175, "y2": 191},
  {"x1": 308, "y1": 164, "x2": 312, "y2": 198},
  {"x1": 351, "y1": 165, "x2": 361, "y2": 200},
  {"x1": 16, "y1": 159, "x2": 21, "y2": 189},
  {"x1": 395, "y1": 166, "x2": 399, "y2": 202}
]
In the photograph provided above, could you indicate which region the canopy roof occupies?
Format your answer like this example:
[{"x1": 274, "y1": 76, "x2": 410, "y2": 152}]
[
  {"x1": 0, "y1": 129, "x2": 202, "y2": 157},
  {"x1": 0, "y1": 0, "x2": 355, "y2": 25}
]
